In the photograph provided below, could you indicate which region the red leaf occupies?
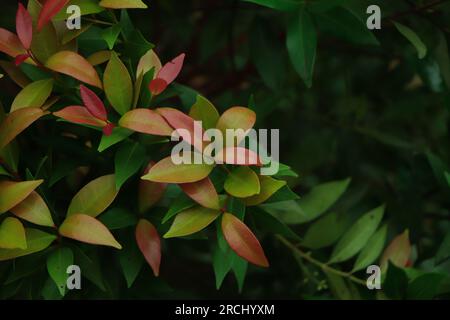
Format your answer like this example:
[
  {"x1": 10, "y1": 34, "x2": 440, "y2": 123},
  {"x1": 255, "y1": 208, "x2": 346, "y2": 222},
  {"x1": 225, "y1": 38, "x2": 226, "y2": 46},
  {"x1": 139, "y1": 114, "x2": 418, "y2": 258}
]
[
  {"x1": 14, "y1": 53, "x2": 30, "y2": 66},
  {"x1": 53, "y1": 106, "x2": 107, "y2": 127},
  {"x1": 0, "y1": 28, "x2": 26, "y2": 58},
  {"x1": 135, "y1": 219, "x2": 161, "y2": 277},
  {"x1": 37, "y1": 0, "x2": 69, "y2": 31},
  {"x1": 16, "y1": 3, "x2": 33, "y2": 50},
  {"x1": 79, "y1": 85, "x2": 107, "y2": 120},
  {"x1": 221, "y1": 213, "x2": 269, "y2": 267},
  {"x1": 156, "y1": 53, "x2": 185, "y2": 84},
  {"x1": 180, "y1": 177, "x2": 220, "y2": 210},
  {"x1": 148, "y1": 78, "x2": 167, "y2": 96},
  {"x1": 102, "y1": 122, "x2": 115, "y2": 136}
]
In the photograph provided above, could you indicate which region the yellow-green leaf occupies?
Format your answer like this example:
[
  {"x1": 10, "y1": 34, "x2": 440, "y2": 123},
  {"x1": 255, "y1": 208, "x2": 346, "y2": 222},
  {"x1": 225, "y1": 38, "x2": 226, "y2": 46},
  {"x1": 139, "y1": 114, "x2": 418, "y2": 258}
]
[
  {"x1": 67, "y1": 174, "x2": 118, "y2": 217},
  {"x1": 0, "y1": 217, "x2": 27, "y2": 249},
  {"x1": 0, "y1": 180, "x2": 43, "y2": 214},
  {"x1": 0, "y1": 228, "x2": 56, "y2": 261},
  {"x1": 164, "y1": 206, "x2": 220, "y2": 238},
  {"x1": 100, "y1": 0, "x2": 148, "y2": 9},
  {"x1": 0, "y1": 108, "x2": 48, "y2": 150},
  {"x1": 189, "y1": 95, "x2": 219, "y2": 130},
  {"x1": 224, "y1": 166, "x2": 260, "y2": 198},
  {"x1": 216, "y1": 106, "x2": 256, "y2": 133},
  {"x1": 142, "y1": 154, "x2": 214, "y2": 184},
  {"x1": 244, "y1": 176, "x2": 286, "y2": 206},
  {"x1": 11, "y1": 79, "x2": 54, "y2": 112},
  {"x1": 104, "y1": 51, "x2": 133, "y2": 115},
  {"x1": 394, "y1": 22, "x2": 427, "y2": 59},
  {"x1": 59, "y1": 214, "x2": 122, "y2": 249},
  {"x1": 46, "y1": 51, "x2": 102, "y2": 88},
  {"x1": 10, "y1": 191, "x2": 55, "y2": 227},
  {"x1": 136, "y1": 49, "x2": 161, "y2": 78}
]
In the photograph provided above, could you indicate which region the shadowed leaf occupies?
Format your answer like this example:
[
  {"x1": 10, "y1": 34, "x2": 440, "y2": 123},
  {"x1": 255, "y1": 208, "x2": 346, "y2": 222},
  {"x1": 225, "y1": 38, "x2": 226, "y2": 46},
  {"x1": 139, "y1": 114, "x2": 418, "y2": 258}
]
[{"x1": 135, "y1": 219, "x2": 161, "y2": 276}]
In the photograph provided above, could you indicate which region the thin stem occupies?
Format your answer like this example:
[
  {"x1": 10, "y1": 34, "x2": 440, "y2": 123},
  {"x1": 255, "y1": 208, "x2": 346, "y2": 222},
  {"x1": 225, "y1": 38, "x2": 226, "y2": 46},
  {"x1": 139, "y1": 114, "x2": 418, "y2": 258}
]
[
  {"x1": 277, "y1": 235, "x2": 367, "y2": 286},
  {"x1": 83, "y1": 17, "x2": 114, "y2": 26}
]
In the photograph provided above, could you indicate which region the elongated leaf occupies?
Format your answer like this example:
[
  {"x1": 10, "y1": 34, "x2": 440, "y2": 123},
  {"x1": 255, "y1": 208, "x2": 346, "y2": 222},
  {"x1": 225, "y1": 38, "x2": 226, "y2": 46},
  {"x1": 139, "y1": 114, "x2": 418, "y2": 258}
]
[
  {"x1": 302, "y1": 211, "x2": 351, "y2": 249},
  {"x1": 157, "y1": 53, "x2": 185, "y2": 85},
  {"x1": 99, "y1": 0, "x2": 148, "y2": 9},
  {"x1": 224, "y1": 167, "x2": 260, "y2": 198},
  {"x1": 161, "y1": 192, "x2": 195, "y2": 224},
  {"x1": 164, "y1": 206, "x2": 220, "y2": 238},
  {"x1": 87, "y1": 50, "x2": 111, "y2": 66},
  {"x1": 244, "y1": 176, "x2": 286, "y2": 206},
  {"x1": 352, "y1": 224, "x2": 387, "y2": 272},
  {"x1": 53, "y1": 0, "x2": 105, "y2": 20},
  {"x1": 287, "y1": 8, "x2": 317, "y2": 88},
  {"x1": 79, "y1": 85, "x2": 107, "y2": 120},
  {"x1": 59, "y1": 214, "x2": 122, "y2": 249},
  {"x1": 189, "y1": 95, "x2": 220, "y2": 131},
  {"x1": 11, "y1": 79, "x2": 53, "y2": 111},
  {"x1": 142, "y1": 154, "x2": 214, "y2": 184},
  {"x1": 135, "y1": 219, "x2": 161, "y2": 276},
  {"x1": 406, "y1": 273, "x2": 445, "y2": 300},
  {"x1": 67, "y1": 174, "x2": 118, "y2": 217},
  {"x1": 10, "y1": 191, "x2": 55, "y2": 227},
  {"x1": 53, "y1": 106, "x2": 107, "y2": 127},
  {"x1": 394, "y1": 22, "x2": 427, "y2": 59},
  {"x1": 136, "y1": 49, "x2": 161, "y2": 78},
  {"x1": 295, "y1": 178, "x2": 351, "y2": 223},
  {"x1": 119, "y1": 108, "x2": 173, "y2": 136},
  {"x1": 214, "y1": 147, "x2": 261, "y2": 166},
  {"x1": 216, "y1": 106, "x2": 256, "y2": 134},
  {"x1": 221, "y1": 213, "x2": 269, "y2": 267},
  {"x1": 46, "y1": 247, "x2": 74, "y2": 296},
  {"x1": 436, "y1": 231, "x2": 450, "y2": 264},
  {"x1": 0, "y1": 217, "x2": 27, "y2": 249},
  {"x1": 46, "y1": 51, "x2": 102, "y2": 88},
  {"x1": 98, "y1": 126, "x2": 133, "y2": 152},
  {"x1": 0, "y1": 28, "x2": 26, "y2": 58},
  {"x1": 180, "y1": 177, "x2": 220, "y2": 209},
  {"x1": 138, "y1": 177, "x2": 166, "y2": 213},
  {"x1": 0, "y1": 108, "x2": 47, "y2": 149},
  {"x1": 16, "y1": 3, "x2": 33, "y2": 49},
  {"x1": 37, "y1": 0, "x2": 69, "y2": 31},
  {"x1": 156, "y1": 107, "x2": 201, "y2": 146},
  {"x1": 329, "y1": 205, "x2": 385, "y2": 263},
  {"x1": 104, "y1": 52, "x2": 133, "y2": 115},
  {"x1": 243, "y1": 0, "x2": 302, "y2": 11},
  {"x1": 0, "y1": 180, "x2": 43, "y2": 214},
  {"x1": 0, "y1": 228, "x2": 56, "y2": 261},
  {"x1": 114, "y1": 141, "x2": 146, "y2": 189},
  {"x1": 380, "y1": 230, "x2": 411, "y2": 271},
  {"x1": 0, "y1": 60, "x2": 31, "y2": 88},
  {"x1": 99, "y1": 208, "x2": 137, "y2": 230}
]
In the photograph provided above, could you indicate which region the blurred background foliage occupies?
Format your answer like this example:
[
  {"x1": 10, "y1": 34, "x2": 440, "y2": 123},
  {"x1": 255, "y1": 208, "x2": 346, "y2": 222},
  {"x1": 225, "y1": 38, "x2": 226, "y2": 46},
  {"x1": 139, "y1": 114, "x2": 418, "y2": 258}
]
[{"x1": 1, "y1": 0, "x2": 450, "y2": 299}]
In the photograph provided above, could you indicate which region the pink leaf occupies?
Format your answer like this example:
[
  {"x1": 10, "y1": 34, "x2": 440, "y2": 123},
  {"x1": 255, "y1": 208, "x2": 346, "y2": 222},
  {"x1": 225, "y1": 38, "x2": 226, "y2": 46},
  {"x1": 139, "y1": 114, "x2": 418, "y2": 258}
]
[
  {"x1": 79, "y1": 85, "x2": 107, "y2": 120},
  {"x1": 37, "y1": 0, "x2": 69, "y2": 31},
  {"x1": 180, "y1": 177, "x2": 220, "y2": 210},
  {"x1": 215, "y1": 147, "x2": 262, "y2": 166},
  {"x1": 16, "y1": 3, "x2": 33, "y2": 50},
  {"x1": 53, "y1": 106, "x2": 107, "y2": 127},
  {"x1": 135, "y1": 219, "x2": 161, "y2": 277},
  {"x1": 157, "y1": 53, "x2": 185, "y2": 85}
]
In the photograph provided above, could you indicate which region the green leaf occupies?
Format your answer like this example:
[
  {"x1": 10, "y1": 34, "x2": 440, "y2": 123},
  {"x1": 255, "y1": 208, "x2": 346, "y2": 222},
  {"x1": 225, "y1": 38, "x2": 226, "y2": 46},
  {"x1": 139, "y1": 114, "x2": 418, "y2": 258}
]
[
  {"x1": 162, "y1": 192, "x2": 195, "y2": 224},
  {"x1": 383, "y1": 262, "x2": 408, "y2": 299},
  {"x1": 286, "y1": 8, "x2": 317, "y2": 88},
  {"x1": 329, "y1": 205, "x2": 385, "y2": 263},
  {"x1": 71, "y1": 245, "x2": 105, "y2": 291},
  {"x1": 100, "y1": 0, "x2": 148, "y2": 9},
  {"x1": 352, "y1": 224, "x2": 388, "y2": 272},
  {"x1": 54, "y1": 0, "x2": 105, "y2": 20},
  {"x1": 99, "y1": 208, "x2": 138, "y2": 230},
  {"x1": 123, "y1": 30, "x2": 154, "y2": 63},
  {"x1": 224, "y1": 167, "x2": 260, "y2": 198},
  {"x1": 67, "y1": 174, "x2": 119, "y2": 217},
  {"x1": 302, "y1": 211, "x2": 352, "y2": 249},
  {"x1": 98, "y1": 126, "x2": 133, "y2": 152},
  {"x1": 118, "y1": 230, "x2": 144, "y2": 288},
  {"x1": 252, "y1": 208, "x2": 301, "y2": 241},
  {"x1": 243, "y1": 0, "x2": 301, "y2": 11},
  {"x1": 114, "y1": 141, "x2": 146, "y2": 189},
  {"x1": 297, "y1": 178, "x2": 351, "y2": 223},
  {"x1": 46, "y1": 247, "x2": 74, "y2": 296},
  {"x1": 10, "y1": 79, "x2": 53, "y2": 112},
  {"x1": 0, "y1": 228, "x2": 56, "y2": 261},
  {"x1": 104, "y1": 52, "x2": 133, "y2": 115},
  {"x1": 394, "y1": 22, "x2": 427, "y2": 59},
  {"x1": 101, "y1": 25, "x2": 122, "y2": 50},
  {"x1": 0, "y1": 217, "x2": 27, "y2": 249},
  {"x1": 189, "y1": 95, "x2": 220, "y2": 130},
  {"x1": 445, "y1": 172, "x2": 450, "y2": 187},
  {"x1": 436, "y1": 232, "x2": 450, "y2": 265},
  {"x1": 163, "y1": 206, "x2": 220, "y2": 238},
  {"x1": 406, "y1": 273, "x2": 446, "y2": 299}
]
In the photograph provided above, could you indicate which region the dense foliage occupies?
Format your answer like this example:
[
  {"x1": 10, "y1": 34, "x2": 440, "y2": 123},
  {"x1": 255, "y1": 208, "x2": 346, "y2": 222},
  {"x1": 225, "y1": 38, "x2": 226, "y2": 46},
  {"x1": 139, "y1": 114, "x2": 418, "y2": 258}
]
[{"x1": 0, "y1": 0, "x2": 449, "y2": 300}]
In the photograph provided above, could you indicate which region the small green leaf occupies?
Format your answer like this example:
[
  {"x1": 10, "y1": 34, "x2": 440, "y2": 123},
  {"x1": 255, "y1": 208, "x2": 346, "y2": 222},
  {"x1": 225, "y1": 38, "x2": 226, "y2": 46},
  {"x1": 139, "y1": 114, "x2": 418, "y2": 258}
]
[
  {"x1": 104, "y1": 52, "x2": 133, "y2": 115},
  {"x1": 98, "y1": 126, "x2": 133, "y2": 152},
  {"x1": 224, "y1": 167, "x2": 260, "y2": 198},
  {"x1": 118, "y1": 230, "x2": 144, "y2": 288},
  {"x1": 164, "y1": 206, "x2": 220, "y2": 238},
  {"x1": 46, "y1": 247, "x2": 74, "y2": 296},
  {"x1": 0, "y1": 217, "x2": 27, "y2": 249},
  {"x1": 394, "y1": 22, "x2": 427, "y2": 59},
  {"x1": 352, "y1": 224, "x2": 387, "y2": 272},
  {"x1": 114, "y1": 141, "x2": 146, "y2": 189},
  {"x1": 189, "y1": 95, "x2": 220, "y2": 130},
  {"x1": 101, "y1": 25, "x2": 121, "y2": 50},
  {"x1": 99, "y1": 208, "x2": 138, "y2": 230},
  {"x1": 329, "y1": 205, "x2": 384, "y2": 263},
  {"x1": 11, "y1": 79, "x2": 53, "y2": 112},
  {"x1": 406, "y1": 273, "x2": 446, "y2": 300},
  {"x1": 162, "y1": 193, "x2": 195, "y2": 224},
  {"x1": 286, "y1": 8, "x2": 317, "y2": 88},
  {"x1": 0, "y1": 228, "x2": 56, "y2": 261}
]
